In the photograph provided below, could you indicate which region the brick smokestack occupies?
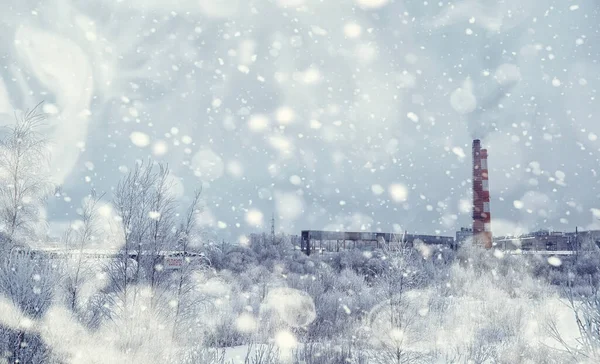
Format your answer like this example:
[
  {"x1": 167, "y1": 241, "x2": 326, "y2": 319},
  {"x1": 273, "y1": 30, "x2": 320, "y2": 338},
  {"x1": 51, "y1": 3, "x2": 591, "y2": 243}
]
[{"x1": 472, "y1": 140, "x2": 492, "y2": 248}]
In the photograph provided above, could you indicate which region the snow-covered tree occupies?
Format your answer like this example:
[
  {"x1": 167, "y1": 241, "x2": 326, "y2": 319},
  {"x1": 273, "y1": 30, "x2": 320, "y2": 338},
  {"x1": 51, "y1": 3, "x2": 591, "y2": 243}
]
[
  {"x1": 0, "y1": 250, "x2": 57, "y2": 363},
  {"x1": 0, "y1": 103, "x2": 53, "y2": 244},
  {"x1": 61, "y1": 190, "x2": 104, "y2": 320}
]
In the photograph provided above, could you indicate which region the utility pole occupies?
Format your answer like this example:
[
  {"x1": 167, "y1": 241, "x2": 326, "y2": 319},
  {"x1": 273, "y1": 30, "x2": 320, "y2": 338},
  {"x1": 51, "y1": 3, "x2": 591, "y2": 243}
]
[
  {"x1": 270, "y1": 213, "x2": 275, "y2": 243},
  {"x1": 575, "y1": 226, "x2": 579, "y2": 262}
]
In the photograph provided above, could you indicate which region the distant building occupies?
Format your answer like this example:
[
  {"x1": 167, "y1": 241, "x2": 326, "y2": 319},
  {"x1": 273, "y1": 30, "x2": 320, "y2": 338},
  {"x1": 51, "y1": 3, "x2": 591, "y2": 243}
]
[
  {"x1": 493, "y1": 230, "x2": 567, "y2": 251},
  {"x1": 493, "y1": 229, "x2": 600, "y2": 252},
  {"x1": 455, "y1": 227, "x2": 473, "y2": 245},
  {"x1": 300, "y1": 230, "x2": 454, "y2": 255},
  {"x1": 565, "y1": 230, "x2": 600, "y2": 250}
]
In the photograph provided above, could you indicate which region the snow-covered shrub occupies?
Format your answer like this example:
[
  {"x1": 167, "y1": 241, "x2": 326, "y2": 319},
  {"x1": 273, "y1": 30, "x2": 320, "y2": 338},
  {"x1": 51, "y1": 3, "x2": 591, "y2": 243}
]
[
  {"x1": 295, "y1": 342, "x2": 369, "y2": 364},
  {"x1": 223, "y1": 246, "x2": 259, "y2": 274},
  {"x1": 0, "y1": 253, "x2": 58, "y2": 363}
]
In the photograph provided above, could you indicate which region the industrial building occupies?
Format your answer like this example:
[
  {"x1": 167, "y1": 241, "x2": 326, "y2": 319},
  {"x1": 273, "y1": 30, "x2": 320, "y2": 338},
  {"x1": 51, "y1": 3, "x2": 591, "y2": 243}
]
[
  {"x1": 456, "y1": 227, "x2": 474, "y2": 245},
  {"x1": 494, "y1": 229, "x2": 600, "y2": 252},
  {"x1": 494, "y1": 230, "x2": 571, "y2": 251},
  {"x1": 300, "y1": 230, "x2": 454, "y2": 255},
  {"x1": 9, "y1": 245, "x2": 206, "y2": 270}
]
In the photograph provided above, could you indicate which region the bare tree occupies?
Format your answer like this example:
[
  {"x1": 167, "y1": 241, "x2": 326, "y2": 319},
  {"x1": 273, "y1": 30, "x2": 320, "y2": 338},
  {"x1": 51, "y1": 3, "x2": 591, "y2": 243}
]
[
  {"x1": 146, "y1": 164, "x2": 177, "y2": 311},
  {"x1": 366, "y1": 240, "x2": 430, "y2": 363},
  {"x1": 62, "y1": 190, "x2": 105, "y2": 318},
  {"x1": 547, "y1": 278, "x2": 600, "y2": 362},
  {"x1": 101, "y1": 163, "x2": 210, "y2": 355},
  {"x1": 0, "y1": 250, "x2": 56, "y2": 363},
  {"x1": 0, "y1": 102, "x2": 53, "y2": 244},
  {"x1": 172, "y1": 189, "x2": 207, "y2": 341},
  {"x1": 110, "y1": 160, "x2": 158, "y2": 311}
]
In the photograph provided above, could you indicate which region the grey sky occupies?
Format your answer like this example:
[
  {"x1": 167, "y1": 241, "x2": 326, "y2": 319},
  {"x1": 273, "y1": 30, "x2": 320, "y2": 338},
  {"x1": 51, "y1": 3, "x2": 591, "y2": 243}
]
[{"x1": 1, "y1": 0, "x2": 599, "y2": 241}]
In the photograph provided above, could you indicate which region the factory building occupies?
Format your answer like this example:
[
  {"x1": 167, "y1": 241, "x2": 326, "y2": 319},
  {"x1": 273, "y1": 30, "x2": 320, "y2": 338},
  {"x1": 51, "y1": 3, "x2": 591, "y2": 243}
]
[
  {"x1": 456, "y1": 227, "x2": 474, "y2": 245},
  {"x1": 300, "y1": 230, "x2": 454, "y2": 255},
  {"x1": 494, "y1": 230, "x2": 571, "y2": 251},
  {"x1": 494, "y1": 229, "x2": 600, "y2": 252}
]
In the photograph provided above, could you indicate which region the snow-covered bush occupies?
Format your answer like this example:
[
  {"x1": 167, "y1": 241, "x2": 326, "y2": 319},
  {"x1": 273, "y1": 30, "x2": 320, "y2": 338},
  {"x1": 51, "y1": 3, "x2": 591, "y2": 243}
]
[{"x1": 0, "y1": 252, "x2": 58, "y2": 363}]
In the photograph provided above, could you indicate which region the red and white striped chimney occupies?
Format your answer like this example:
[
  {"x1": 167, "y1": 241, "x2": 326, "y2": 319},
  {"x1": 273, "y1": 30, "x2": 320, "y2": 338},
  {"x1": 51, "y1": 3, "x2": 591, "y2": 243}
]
[{"x1": 472, "y1": 139, "x2": 492, "y2": 248}]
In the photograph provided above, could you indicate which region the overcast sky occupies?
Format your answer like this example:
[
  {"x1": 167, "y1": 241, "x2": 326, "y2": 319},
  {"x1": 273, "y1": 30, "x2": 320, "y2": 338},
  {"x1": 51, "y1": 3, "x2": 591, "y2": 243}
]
[{"x1": 1, "y1": 0, "x2": 599, "y2": 241}]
